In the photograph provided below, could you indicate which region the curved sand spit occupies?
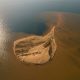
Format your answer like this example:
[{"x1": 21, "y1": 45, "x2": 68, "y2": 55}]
[{"x1": 13, "y1": 26, "x2": 57, "y2": 64}]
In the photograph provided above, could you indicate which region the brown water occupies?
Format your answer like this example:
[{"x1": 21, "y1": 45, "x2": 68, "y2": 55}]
[{"x1": 0, "y1": 12, "x2": 80, "y2": 80}]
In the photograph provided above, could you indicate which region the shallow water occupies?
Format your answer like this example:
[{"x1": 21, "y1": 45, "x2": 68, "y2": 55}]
[{"x1": 0, "y1": 12, "x2": 80, "y2": 80}]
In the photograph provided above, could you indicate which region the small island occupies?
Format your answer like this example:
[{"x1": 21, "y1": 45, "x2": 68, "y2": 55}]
[{"x1": 13, "y1": 26, "x2": 57, "y2": 64}]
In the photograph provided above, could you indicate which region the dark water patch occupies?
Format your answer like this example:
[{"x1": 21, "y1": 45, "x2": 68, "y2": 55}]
[{"x1": 6, "y1": 16, "x2": 47, "y2": 35}]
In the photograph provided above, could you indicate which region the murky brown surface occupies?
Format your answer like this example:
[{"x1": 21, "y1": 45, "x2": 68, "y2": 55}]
[{"x1": 0, "y1": 12, "x2": 80, "y2": 80}]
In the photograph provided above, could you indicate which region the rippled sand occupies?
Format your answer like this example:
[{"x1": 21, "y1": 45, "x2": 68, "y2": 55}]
[{"x1": 0, "y1": 12, "x2": 80, "y2": 80}]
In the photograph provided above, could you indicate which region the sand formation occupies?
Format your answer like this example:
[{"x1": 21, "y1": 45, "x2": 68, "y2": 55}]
[{"x1": 13, "y1": 26, "x2": 57, "y2": 64}]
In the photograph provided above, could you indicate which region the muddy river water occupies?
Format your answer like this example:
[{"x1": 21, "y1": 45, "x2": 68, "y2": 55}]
[{"x1": 0, "y1": 12, "x2": 80, "y2": 80}]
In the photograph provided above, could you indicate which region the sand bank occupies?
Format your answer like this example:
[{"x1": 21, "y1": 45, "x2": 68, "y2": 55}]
[{"x1": 13, "y1": 26, "x2": 57, "y2": 64}]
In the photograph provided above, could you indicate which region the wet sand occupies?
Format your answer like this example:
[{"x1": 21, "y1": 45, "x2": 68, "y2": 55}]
[{"x1": 0, "y1": 12, "x2": 80, "y2": 80}]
